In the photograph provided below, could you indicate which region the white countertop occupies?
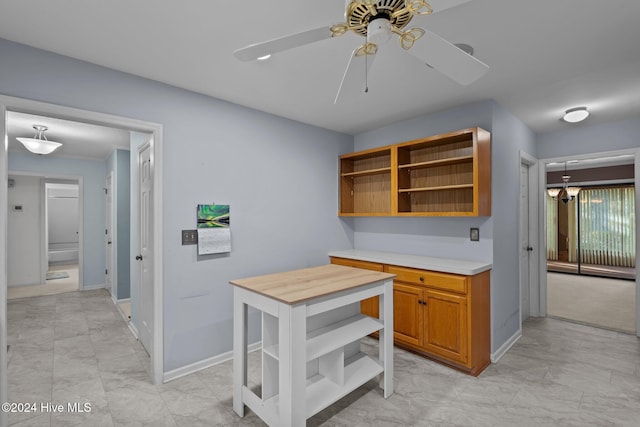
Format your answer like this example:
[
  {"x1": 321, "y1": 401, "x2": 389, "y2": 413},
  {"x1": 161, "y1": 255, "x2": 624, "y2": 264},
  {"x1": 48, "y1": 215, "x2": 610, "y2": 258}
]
[{"x1": 328, "y1": 249, "x2": 492, "y2": 276}]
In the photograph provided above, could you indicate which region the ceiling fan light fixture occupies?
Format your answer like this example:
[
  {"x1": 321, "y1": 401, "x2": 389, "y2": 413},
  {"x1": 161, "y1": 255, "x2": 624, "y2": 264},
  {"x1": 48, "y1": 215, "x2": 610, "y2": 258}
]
[
  {"x1": 16, "y1": 125, "x2": 62, "y2": 155},
  {"x1": 563, "y1": 107, "x2": 589, "y2": 123},
  {"x1": 367, "y1": 17, "x2": 392, "y2": 45}
]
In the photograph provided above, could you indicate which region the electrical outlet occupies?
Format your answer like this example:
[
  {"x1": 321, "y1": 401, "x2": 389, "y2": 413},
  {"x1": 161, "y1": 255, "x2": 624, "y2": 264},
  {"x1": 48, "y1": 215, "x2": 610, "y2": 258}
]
[
  {"x1": 470, "y1": 227, "x2": 479, "y2": 242},
  {"x1": 182, "y1": 229, "x2": 198, "y2": 245}
]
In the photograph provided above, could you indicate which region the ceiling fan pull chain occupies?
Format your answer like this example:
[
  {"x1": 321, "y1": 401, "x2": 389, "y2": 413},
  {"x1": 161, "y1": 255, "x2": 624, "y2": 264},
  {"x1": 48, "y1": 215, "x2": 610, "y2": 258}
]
[{"x1": 365, "y1": 53, "x2": 369, "y2": 93}]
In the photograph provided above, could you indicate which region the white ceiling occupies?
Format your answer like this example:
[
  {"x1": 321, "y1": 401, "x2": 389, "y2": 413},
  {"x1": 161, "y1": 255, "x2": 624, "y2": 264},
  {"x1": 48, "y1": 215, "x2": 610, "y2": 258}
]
[{"x1": 1, "y1": 0, "x2": 639, "y2": 151}]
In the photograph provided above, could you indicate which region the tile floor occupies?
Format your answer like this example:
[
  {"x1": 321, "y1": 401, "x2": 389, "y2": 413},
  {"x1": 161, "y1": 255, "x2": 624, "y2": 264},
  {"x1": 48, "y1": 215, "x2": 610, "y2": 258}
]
[{"x1": 6, "y1": 289, "x2": 640, "y2": 426}]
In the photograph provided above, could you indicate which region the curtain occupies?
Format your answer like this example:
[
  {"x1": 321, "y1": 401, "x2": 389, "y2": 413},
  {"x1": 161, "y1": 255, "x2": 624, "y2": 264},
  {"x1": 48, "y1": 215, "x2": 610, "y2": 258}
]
[
  {"x1": 546, "y1": 193, "x2": 558, "y2": 260},
  {"x1": 579, "y1": 186, "x2": 635, "y2": 267}
]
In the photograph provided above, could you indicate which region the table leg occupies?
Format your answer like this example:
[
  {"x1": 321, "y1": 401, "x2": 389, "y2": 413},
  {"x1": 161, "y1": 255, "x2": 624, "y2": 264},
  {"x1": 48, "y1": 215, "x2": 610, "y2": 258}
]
[
  {"x1": 278, "y1": 303, "x2": 306, "y2": 426},
  {"x1": 380, "y1": 279, "x2": 394, "y2": 398},
  {"x1": 233, "y1": 291, "x2": 248, "y2": 416}
]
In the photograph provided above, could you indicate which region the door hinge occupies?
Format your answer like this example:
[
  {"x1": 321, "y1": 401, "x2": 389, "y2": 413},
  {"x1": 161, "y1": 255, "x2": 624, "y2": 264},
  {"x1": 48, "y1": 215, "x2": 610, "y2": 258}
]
[
  {"x1": 105, "y1": 229, "x2": 108, "y2": 235},
  {"x1": 105, "y1": 269, "x2": 108, "y2": 275}
]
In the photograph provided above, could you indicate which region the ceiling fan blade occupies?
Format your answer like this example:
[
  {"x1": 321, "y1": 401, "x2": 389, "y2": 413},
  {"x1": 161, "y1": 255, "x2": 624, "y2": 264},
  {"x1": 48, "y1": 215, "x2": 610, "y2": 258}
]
[
  {"x1": 406, "y1": 29, "x2": 489, "y2": 85},
  {"x1": 428, "y1": 0, "x2": 474, "y2": 14},
  {"x1": 334, "y1": 46, "x2": 377, "y2": 104},
  {"x1": 233, "y1": 26, "x2": 333, "y2": 61}
]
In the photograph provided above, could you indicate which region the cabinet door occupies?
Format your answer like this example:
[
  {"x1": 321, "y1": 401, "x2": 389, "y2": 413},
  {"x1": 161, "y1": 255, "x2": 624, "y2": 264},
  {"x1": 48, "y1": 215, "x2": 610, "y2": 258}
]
[
  {"x1": 423, "y1": 289, "x2": 468, "y2": 364},
  {"x1": 393, "y1": 283, "x2": 423, "y2": 347},
  {"x1": 330, "y1": 257, "x2": 382, "y2": 318}
]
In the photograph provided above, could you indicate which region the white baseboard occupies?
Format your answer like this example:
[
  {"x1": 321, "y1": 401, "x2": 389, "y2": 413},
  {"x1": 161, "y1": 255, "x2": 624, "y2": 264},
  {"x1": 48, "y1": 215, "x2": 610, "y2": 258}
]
[
  {"x1": 127, "y1": 322, "x2": 139, "y2": 340},
  {"x1": 117, "y1": 297, "x2": 131, "y2": 303},
  {"x1": 163, "y1": 342, "x2": 262, "y2": 383},
  {"x1": 490, "y1": 328, "x2": 522, "y2": 363},
  {"x1": 82, "y1": 283, "x2": 105, "y2": 291}
]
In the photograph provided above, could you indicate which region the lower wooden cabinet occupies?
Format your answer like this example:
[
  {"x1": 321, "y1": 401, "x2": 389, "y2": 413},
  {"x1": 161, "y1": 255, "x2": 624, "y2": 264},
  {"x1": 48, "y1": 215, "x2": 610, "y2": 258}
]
[
  {"x1": 392, "y1": 283, "x2": 423, "y2": 348},
  {"x1": 329, "y1": 257, "x2": 381, "y2": 318},
  {"x1": 330, "y1": 256, "x2": 490, "y2": 376},
  {"x1": 423, "y1": 289, "x2": 468, "y2": 365}
]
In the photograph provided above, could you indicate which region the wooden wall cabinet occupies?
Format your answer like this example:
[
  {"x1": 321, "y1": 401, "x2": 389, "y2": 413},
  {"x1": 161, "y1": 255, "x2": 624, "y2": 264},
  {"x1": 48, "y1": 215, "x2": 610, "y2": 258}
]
[
  {"x1": 330, "y1": 256, "x2": 491, "y2": 376},
  {"x1": 339, "y1": 127, "x2": 491, "y2": 217},
  {"x1": 339, "y1": 146, "x2": 392, "y2": 216}
]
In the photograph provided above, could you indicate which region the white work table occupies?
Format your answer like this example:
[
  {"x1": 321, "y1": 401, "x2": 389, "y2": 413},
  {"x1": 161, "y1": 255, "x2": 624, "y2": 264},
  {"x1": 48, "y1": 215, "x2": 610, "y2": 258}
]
[
  {"x1": 328, "y1": 249, "x2": 492, "y2": 276},
  {"x1": 230, "y1": 264, "x2": 395, "y2": 427}
]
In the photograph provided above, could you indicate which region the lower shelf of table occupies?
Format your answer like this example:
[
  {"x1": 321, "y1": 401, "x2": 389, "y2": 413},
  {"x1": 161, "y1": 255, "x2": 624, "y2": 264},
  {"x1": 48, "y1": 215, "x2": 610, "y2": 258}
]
[{"x1": 242, "y1": 352, "x2": 384, "y2": 422}]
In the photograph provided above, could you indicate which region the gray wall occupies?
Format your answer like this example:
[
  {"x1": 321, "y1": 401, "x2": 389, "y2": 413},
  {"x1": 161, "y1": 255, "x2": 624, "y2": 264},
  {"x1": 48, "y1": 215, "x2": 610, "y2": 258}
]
[
  {"x1": 537, "y1": 117, "x2": 640, "y2": 159},
  {"x1": 352, "y1": 100, "x2": 538, "y2": 353},
  {"x1": 0, "y1": 38, "x2": 354, "y2": 371},
  {"x1": 8, "y1": 153, "x2": 107, "y2": 287},
  {"x1": 490, "y1": 103, "x2": 537, "y2": 348}
]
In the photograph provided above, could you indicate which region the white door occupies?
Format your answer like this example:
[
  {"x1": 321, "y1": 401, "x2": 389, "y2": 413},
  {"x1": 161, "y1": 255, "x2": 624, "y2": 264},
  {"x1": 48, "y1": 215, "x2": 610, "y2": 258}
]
[
  {"x1": 106, "y1": 174, "x2": 114, "y2": 297},
  {"x1": 520, "y1": 163, "x2": 531, "y2": 321},
  {"x1": 137, "y1": 141, "x2": 153, "y2": 354}
]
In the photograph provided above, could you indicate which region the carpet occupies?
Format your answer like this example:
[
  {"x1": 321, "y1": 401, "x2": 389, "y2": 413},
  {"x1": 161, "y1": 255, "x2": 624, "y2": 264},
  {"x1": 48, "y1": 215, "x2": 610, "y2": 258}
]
[
  {"x1": 547, "y1": 272, "x2": 636, "y2": 333},
  {"x1": 46, "y1": 271, "x2": 70, "y2": 280}
]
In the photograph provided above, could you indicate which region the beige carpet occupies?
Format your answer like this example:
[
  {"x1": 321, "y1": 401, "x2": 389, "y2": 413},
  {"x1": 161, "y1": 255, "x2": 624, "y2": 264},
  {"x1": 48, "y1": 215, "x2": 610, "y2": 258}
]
[
  {"x1": 547, "y1": 272, "x2": 636, "y2": 333},
  {"x1": 7, "y1": 264, "x2": 79, "y2": 300}
]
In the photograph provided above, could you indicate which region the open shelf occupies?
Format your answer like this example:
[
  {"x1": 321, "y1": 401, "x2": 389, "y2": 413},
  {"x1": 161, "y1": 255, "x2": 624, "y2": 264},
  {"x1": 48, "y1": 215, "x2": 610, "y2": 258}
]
[
  {"x1": 260, "y1": 314, "x2": 383, "y2": 361},
  {"x1": 397, "y1": 155, "x2": 474, "y2": 170},
  {"x1": 258, "y1": 352, "x2": 384, "y2": 419},
  {"x1": 398, "y1": 184, "x2": 474, "y2": 193},
  {"x1": 338, "y1": 127, "x2": 490, "y2": 216},
  {"x1": 341, "y1": 167, "x2": 392, "y2": 178},
  {"x1": 340, "y1": 146, "x2": 392, "y2": 215},
  {"x1": 307, "y1": 314, "x2": 382, "y2": 361}
]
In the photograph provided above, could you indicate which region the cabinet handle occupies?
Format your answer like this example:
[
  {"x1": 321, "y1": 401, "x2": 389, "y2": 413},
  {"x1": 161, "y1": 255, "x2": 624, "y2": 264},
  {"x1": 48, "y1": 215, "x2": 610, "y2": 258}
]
[
  {"x1": 418, "y1": 300, "x2": 427, "y2": 305},
  {"x1": 419, "y1": 276, "x2": 424, "y2": 282}
]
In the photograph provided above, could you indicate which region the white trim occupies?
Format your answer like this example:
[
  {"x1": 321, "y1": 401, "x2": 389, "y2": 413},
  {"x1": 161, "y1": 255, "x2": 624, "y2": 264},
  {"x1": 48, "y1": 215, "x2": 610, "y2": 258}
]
[
  {"x1": 0, "y1": 104, "x2": 9, "y2": 427},
  {"x1": 163, "y1": 342, "x2": 262, "y2": 384},
  {"x1": 490, "y1": 328, "x2": 522, "y2": 363},
  {"x1": 116, "y1": 297, "x2": 131, "y2": 303},
  {"x1": 0, "y1": 94, "x2": 164, "y2": 396},
  {"x1": 519, "y1": 151, "x2": 540, "y2": 322},
  {"x1": 127, "y1": 321, "x2": 139, "y2": 340},
  {"x1": 83, "y1": 283, "x2": 106, "y2": 291}
]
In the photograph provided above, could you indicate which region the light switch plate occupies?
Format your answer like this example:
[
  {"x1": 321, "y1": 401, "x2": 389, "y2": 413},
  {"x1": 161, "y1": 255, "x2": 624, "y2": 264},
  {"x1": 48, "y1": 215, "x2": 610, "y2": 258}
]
[
  {"x1": 182, "y1": 229, "x2": 198, "y2": 245},
  {"x1": 470, "y1": 227, "x2": 479, "y2": 241}
]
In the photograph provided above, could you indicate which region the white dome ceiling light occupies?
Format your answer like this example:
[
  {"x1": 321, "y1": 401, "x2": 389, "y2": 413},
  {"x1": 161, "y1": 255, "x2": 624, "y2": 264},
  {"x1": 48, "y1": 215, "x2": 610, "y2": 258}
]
[
  {"x1": 562, "y1": 107, "x2": 590, "y2": 123},
  {"x1": 16, "y1": 125, "x2": 62, "y2": 155}
]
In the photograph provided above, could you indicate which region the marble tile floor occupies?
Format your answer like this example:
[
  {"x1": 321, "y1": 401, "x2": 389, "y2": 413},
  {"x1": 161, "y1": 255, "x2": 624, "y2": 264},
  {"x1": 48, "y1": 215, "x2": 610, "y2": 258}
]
[{"x1": 6, "y1": 289, "x2": 640, "y2": 426}]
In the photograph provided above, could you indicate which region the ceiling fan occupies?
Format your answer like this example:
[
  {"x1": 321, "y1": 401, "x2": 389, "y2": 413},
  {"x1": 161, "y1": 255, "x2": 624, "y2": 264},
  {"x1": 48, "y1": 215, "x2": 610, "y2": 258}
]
[{"x1": 233, "y1": 0, "x2": 489, "y2": 103}]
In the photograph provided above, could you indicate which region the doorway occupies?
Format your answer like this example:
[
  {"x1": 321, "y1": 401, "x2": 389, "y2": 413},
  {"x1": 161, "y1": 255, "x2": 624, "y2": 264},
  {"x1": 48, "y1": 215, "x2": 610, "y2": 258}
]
[
  {"x1": 541, "y1": 153, "x2": 638, "y2": 335},
  {"x1": 0, "y1": 94, "x2": 165, "y2": 416}
]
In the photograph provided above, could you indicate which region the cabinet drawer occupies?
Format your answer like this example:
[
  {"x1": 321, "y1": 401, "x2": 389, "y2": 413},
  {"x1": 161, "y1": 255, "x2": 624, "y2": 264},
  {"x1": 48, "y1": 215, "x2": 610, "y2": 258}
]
[
  {"x1": 330, "y1": 257, "x2": 384, "y2": 272},
  {"x1": 386, "y1": 265, "x2": 467, "y2": 294}
]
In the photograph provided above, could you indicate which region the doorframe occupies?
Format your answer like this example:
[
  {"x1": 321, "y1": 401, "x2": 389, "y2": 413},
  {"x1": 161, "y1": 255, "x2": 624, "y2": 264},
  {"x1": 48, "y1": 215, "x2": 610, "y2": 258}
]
[
  {"x1": 519, "y1": 151, "x2": 539, "y2": 322},
  {"x1": 536, "y1": 148, "x2": 640, "y2": 337},
  {"x1": 0, "y1": 95, "x2": 165, "y2": 399},
  {"x1": 106, "y1": 171, "x2": 116, "y2": 298}
]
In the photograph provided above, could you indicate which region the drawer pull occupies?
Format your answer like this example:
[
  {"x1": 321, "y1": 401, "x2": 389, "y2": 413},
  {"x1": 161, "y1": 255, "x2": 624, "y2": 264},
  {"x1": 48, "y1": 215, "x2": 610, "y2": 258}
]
[{"x1": 419, "y1": 276, "x2": 424, "y2": 282}]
